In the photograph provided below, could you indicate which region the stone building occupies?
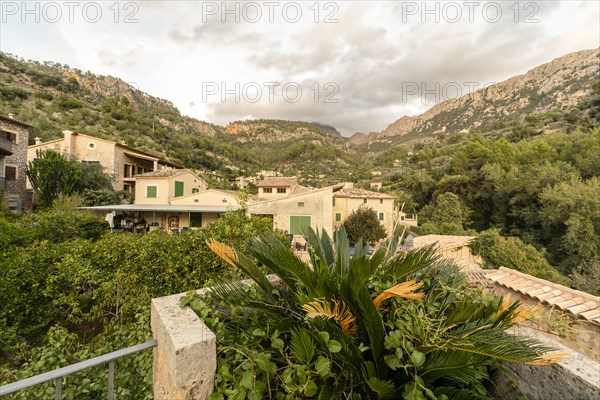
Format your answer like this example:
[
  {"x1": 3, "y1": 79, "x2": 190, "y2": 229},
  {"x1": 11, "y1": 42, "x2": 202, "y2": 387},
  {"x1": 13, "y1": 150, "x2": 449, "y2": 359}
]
[
  {"x1": 0, "y1": 114, "x2": 32, "y2": 213},
  {"x1": 28, "y1": 130, "x2": 182, "y2": 194}
]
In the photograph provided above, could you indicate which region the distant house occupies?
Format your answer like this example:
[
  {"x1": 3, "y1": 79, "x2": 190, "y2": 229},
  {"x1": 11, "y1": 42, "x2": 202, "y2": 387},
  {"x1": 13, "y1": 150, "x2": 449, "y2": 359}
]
[
  {"x1": 0, "y1": 114, "x2": 33, "y2": 213},
  {"x1": 256, "y1": 176, "x2": 309, "y2": 198},
  {"x1": 27, "y1": 130, "x2": 181, "y2": 193},
  {"x1": 333, "y1": 184, "x2": 396, "y2": 236},
  {"x1": 84, "y1": 169, "x2": 233, "y2": 232},
  {"x1": 249, "y1": 184, "x2": 343, "y2": 242},
  {"x1": 134, "y1": 169, "x2": 207, "y2": 205},
  {"x1": 370, "y1": 182, "x2": 382, "y2": 190}
]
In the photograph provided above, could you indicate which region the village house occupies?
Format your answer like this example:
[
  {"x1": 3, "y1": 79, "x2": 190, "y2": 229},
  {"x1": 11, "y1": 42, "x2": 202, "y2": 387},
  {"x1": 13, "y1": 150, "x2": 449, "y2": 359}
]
[
  {"x1": 27, "y1": 130, "x2": 182, "y2": 193},
  {"x1": 85, "y1": 176, "x2": 402, "y2": 243},
  {"x1": 0, "y1": 114, "x2": 33, "y2": 213},
  {"x1": 332, "y1": 184, "x2": 396, "y2": 236}
]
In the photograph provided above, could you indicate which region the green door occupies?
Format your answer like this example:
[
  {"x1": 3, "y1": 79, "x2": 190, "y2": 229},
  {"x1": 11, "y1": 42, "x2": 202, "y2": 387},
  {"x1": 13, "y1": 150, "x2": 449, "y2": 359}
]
[
  {"x1": 190, "y1": 213, "x2": 202, "y2": 228},
  {"x1": 175, "y1": 181, "x2": 184, "y2": 197},
  {"x1": 290, "y1": 216, "x2": 311, "y2": 235}
]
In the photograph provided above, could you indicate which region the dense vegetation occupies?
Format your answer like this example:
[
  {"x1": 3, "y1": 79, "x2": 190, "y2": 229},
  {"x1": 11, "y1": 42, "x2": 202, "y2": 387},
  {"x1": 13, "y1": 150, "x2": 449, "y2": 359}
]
[
  {"x1": 184, "y1": 228, "x2": 562, "y2": 399},
  {"x1": 0, "y1": 198, "x2": 281, "y2": 399}
]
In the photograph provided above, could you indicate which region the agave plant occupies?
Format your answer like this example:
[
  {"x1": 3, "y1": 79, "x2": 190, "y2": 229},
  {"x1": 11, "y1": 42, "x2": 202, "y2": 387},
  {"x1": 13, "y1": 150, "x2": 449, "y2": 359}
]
[{"x1": 185, "y1": 228, "x2": 564, "y2": 400}]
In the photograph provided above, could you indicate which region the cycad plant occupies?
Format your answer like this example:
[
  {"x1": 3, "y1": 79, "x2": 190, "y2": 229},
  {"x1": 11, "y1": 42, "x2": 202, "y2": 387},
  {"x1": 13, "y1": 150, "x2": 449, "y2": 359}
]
[{"x1": 183, "y1": 228, "x2": 564, "y2": 400}]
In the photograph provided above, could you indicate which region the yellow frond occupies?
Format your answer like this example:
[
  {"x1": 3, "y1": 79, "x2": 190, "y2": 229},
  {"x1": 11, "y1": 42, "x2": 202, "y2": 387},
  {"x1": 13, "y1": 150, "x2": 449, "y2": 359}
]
[
  {"x1": 373, "y1": 280, "x2": 425, "y2": 309},
  {"x1": 499, "y1": 294, "x2": 512, "y2": 314},
  {"x1": 511, "y1": 306, "x2": 538, "y2": 323},
  {"x1": 302, "y1": 299, "x2": 359, "y2": 336},
  {"x1": 526, "y1": 351, "x2": 569, "y2": 366},
  {"x1": 207, "y1": 239, "x2": 238, "y2": 267}
]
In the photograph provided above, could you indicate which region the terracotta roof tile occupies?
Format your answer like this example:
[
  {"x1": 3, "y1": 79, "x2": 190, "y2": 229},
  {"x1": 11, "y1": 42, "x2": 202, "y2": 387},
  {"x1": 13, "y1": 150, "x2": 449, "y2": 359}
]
[
  {"x1": 488, "y1": 267, "x2": 599, "y2": 321},
  {"x1": 334, "y1": 188, "x2": 395, "y2": 199},
  {"x1": 581, "y1": 309, "x2": 600, "y2": 320}
]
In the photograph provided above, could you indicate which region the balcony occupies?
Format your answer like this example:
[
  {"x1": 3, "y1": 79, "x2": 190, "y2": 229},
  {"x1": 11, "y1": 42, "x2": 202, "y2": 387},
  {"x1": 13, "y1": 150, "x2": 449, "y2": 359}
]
[{"x1": 0, "y1": 136, "x2": 12, "y2": 156}]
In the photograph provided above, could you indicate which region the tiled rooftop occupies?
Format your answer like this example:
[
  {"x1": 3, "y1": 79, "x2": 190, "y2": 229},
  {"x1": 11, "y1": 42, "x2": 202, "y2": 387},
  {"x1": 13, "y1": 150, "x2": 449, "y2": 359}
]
[
  {"x1": 257, "y1": 177, "x2": 298, "y2": 187},
  {"x1": 334, "y1": 188, "x2": 395, "y2": 199},
  {"x1": 487, "y1": 267, "x2": 600, "y2": 323},
  {"x1": 135, "y1": 168, "x2": 186, "y2": 178},
  {"x1": 412, "y1": 235, "x2": 475, "y2": 249}
]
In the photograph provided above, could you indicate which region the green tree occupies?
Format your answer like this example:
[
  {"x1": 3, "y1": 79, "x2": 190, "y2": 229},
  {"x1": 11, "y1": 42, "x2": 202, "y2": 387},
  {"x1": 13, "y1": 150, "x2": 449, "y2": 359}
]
[
  {"x1": 26, "y1": 149, "x2": 83, "y2": 208},
  {"x1": 420, "y1": 192, "x2": 471, "y2": 235},
  {"x1": 470, "y1": 229, "x2": 567, "y2": 284},
  {"x1": 342, "y1": 206, "x2": 387, "y2": 245}
]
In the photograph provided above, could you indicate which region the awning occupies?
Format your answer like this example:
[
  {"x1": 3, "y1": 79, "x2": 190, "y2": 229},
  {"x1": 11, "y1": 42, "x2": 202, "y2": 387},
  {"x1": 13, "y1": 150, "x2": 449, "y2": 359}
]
[{"x1": 81, "y1": 204, "x2": 239, "y2": 213}]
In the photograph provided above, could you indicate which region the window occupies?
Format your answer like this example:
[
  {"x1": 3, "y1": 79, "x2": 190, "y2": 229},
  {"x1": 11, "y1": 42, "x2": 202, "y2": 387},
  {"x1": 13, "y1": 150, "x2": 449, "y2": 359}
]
[
  {"x1": 5, "y1": 165, "x2": 17, "y2": 181},
  {"x1": 332, "y1": 197, "x2": 336, "y2": 206},
  {"x1": 1, "y1": 130, "x2": 17, "y2": 144},
  {"x1": 87, "y1": 142, "x2": 96, "y2": 150},
  {"x1": 335, "y1": 213, "x2": 342, "y2": 222},
  {"x1": 363, "y1": 198, "x2": 367, "y2": 204},
  {"x1": 289, "y1": 216, "x2": 311, "y2": 235},
  {"x1": 297, "y1": 202, "x2": 304, "y2": 207},
  {"x1": 192, "y1": 188, "x2": 200, "y2": 194},
  {"x1": 190, "y1": 213, "x2": 202, "y2": 228},
  {"x1": 277, "y1": 188, "x2": 286, "y2": 193},
  {"x1": 380, "y1": 199, "x2": 383, "y2": 204},
  {"x1": 174, "y1": 181, "x2": 184, "y2": 197},
  {"x1": 146, "y1": 185, "x2": 158, "y2": 198},
  {"x1": 263, "y1": 188, "x2": 273, "y2": 193},
  {"x1": 379, "y1": 212, "x2": 384, "y2": 221}
]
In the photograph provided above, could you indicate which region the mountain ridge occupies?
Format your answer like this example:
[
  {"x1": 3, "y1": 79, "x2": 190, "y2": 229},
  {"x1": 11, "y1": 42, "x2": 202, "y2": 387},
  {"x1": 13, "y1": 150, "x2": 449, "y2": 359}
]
[{"x1": 349, "y1": 48, "x2": 599, "y2": 144}]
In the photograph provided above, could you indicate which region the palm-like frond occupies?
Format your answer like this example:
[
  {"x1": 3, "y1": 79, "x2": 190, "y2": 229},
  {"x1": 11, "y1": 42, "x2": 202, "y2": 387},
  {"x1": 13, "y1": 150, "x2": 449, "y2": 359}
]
[
  {"x1": 440, "y1": 324, "x2": 567, "y2": 365},
  {"x1": 207, "y1": 239, "x2": 238, "y2": 267},
  {"x1": 290, "y1": 328, "x2": 316, "y2": 364},
  {"x1": 433, "y1": 386, "x2": 493, "y2": 400},
  {"x1": 207, "y1": 239, "x2": 277, "y2": 300},
  {"x1": 420, "y1": 350, "x2": 489, "y2": 385},
  {"x1": 373, "y1": 280, "x2": 425, "y2": 308},
  {"x1": 302, "y1": 298, "x2": 359, "y2": 336}
]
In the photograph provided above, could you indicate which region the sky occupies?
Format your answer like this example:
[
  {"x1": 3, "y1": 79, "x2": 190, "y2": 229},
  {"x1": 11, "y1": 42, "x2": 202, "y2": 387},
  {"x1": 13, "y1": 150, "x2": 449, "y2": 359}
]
[{"x1": 1, "y1": 0, "x2": 598, "y2": 136}]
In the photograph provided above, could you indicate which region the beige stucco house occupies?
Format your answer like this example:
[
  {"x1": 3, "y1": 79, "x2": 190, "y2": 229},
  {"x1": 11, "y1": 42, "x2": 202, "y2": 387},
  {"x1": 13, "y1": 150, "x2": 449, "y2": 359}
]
[
  {"x1": 134, "y1": 169, "x2": 208, "y2": 205},
  {"x1": 28, "y1": 130, "x2": 182, "y2": 193},
  {"x1": 333, "y1": 184, "x2": 396, "y2": 235},
  {"x1": 256, "y1": 176, "x2": 309, "y2": 198}
]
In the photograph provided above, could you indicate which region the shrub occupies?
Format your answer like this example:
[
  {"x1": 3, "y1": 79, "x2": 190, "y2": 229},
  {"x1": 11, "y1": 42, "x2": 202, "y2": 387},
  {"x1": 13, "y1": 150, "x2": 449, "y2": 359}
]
[{"x1": 184, "y1": 228, "x2": 563, "y2": 399}]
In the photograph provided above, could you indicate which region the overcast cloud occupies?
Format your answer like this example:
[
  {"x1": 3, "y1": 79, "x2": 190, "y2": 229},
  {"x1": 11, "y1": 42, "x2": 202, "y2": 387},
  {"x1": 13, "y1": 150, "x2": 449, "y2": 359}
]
[{"x1": 0, "y1": 1, "x2": 598, "y2": 136}]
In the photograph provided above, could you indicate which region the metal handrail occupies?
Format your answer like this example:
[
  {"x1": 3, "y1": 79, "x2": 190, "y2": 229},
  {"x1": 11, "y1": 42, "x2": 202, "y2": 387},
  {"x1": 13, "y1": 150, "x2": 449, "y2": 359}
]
[{"x1": 0, "y1": 339, "x2": 157, "y2": 399}]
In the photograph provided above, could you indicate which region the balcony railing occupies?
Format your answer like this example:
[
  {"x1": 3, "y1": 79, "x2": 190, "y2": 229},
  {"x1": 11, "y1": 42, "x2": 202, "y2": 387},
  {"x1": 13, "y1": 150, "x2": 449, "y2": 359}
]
[
  {"x1": 0, "y1": 340, "x2": 157, "y2": 399},
  {"x1": 0, "y1": 136, "x2": 12, "y2": 155}
]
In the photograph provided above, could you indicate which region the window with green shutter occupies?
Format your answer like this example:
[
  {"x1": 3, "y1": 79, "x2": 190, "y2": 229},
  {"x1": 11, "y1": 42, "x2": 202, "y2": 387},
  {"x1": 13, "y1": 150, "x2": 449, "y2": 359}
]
[
  {"x1": 335, "y1": 213, "x2": 341, "y2": 222},
  {"x1": 289, "y1": 216, "x2": 311, "y2": 235},
  {"x1": 146, "y1": 185, "x2": 157, "y2": 198},
  {"x1": 190, "y1": 213, "x2": 202, "y2": 228},
  {"x1": 379, "y1": 212, "x2": 384, "y2": 221},
  {"x1": 175, "y1": 181, "x2": 184, "y2": 197}
]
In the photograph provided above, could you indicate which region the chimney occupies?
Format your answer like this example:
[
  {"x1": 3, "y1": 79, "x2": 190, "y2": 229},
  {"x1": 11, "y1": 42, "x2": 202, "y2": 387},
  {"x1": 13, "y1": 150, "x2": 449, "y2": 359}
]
[
  {"x1": 34, "y1": 137, "x2": 43, "y2": 145},
  {"x1": 62, "y1": 130, "x2": 74, "y2": 154},
  {"x1": 7, "y1": 113, "x2": 15, "y2": 119}
]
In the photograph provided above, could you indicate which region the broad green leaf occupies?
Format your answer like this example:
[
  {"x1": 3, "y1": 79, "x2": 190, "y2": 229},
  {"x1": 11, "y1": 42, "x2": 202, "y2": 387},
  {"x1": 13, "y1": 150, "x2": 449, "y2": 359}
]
[{"x1": 327, "y1": 340, "x2": 342, "y2": 353}]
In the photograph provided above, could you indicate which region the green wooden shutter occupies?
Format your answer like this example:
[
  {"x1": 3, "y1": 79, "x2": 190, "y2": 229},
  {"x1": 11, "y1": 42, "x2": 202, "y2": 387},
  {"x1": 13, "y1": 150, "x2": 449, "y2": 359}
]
[
  {"x1": 146, "y1": 186, "x2": 157, "y2": 198},
  {"x1": 335, "y1": 213, "x2": 341, "y2": 222},
  {"x1": 175, "y1": 181, "x2": 184, "y2": 197},
  {"x1": 289, "y1": 216, "x2": 311, "y2": 235}
]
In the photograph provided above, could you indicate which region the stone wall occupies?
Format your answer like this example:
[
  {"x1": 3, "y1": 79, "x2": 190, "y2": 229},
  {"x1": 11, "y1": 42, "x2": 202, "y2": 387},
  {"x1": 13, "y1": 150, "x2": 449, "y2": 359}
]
[
  {"x1": 1, "y1": 117, "x2": 31, "y2": 212},
  {"x1": 151, "y1": 288, "x2": 216, "y2": 400},
  {"x1": 152, "y1": 284, "x2": 600, "y2": 400}
]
